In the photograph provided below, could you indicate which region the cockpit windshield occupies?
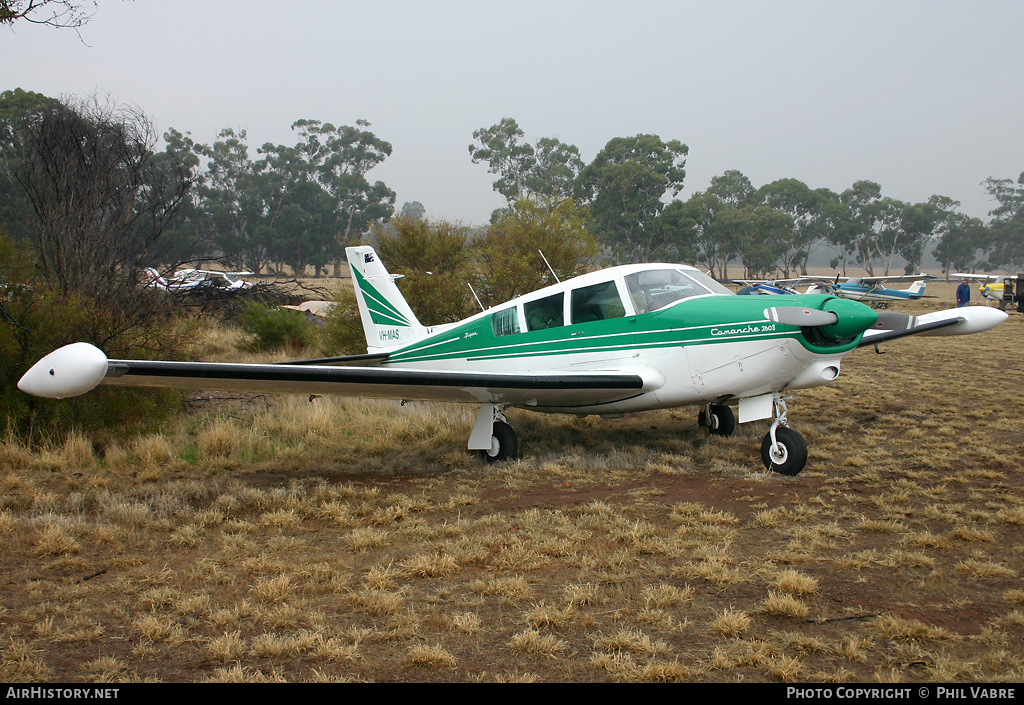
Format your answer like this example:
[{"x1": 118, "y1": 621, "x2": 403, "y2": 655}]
[{"x1": 625, "y1": 268, "x2": 732, "y2": 313}]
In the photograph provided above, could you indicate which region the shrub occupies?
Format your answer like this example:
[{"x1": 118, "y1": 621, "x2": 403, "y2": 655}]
[
  {"x1": 313, "y1": 286, "x2": 365, "y2": 357},
  {"x1": 238, "y1": 301, "x2": 310, "y2": 352},
  {"x1": 0, "y1": 231, "x2": 200, "y2": 443}
]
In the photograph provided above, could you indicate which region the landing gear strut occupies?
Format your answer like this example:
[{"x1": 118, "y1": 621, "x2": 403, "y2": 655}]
[
  {"x1": 760, "y1": 395, "x2": 807, "y2": 475},
  {"x1": 471, "y1": 403, "x2": 519, "y2": 463}
]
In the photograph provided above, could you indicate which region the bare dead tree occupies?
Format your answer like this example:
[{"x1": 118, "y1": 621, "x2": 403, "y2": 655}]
[
  {"x1": 0, "y1": 0, "x2": 96, "y2": 29},
  {"x1": 14, "y1": 97, "x2": 196, "y2": 295},
  {"x1": 11, "y1": 96, "x2": 198, "y2": 347}
]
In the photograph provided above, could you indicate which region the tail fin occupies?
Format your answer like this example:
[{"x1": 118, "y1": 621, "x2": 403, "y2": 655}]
[
  {"x1": 143, "y1": 267, "x2": 168, "y2": 289},
  {"x1": 346, "y1": 246, "x2": 428, "y2": 352},
  {"x1": 907, "y1": 280, "x2": 927, "y2": 295}
]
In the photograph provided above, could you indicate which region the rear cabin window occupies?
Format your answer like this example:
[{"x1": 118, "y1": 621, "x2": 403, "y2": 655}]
[
  {"x1": 491, "y1": 307, "x2": 521, "y2": 337},
  {"x1": 524, "y1": 293, "x2": 564, "y2": 331},
  {"x1": 571, "y1": 281, "x2": 626, "y2": 324}
]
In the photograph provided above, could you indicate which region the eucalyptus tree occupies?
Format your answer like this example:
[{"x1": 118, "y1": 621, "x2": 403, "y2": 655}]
[
  {"x1": 575, "y1": 134, "x2": 688, "y2": 263},
  {"x1": 473, "y1": 198, "x2": 600, "y2": 307},
  {"x1": 305, "y1": 119, "x2": 396, "y2": 275},
  {"x1": 266, "y1": 179, "x2": 339, "y2": 277},
  {"x1": 672, "y1": 170, "x2": 754, "y2": 280},
  {"x1": 716, "y1": 205, "x2": 795, "y2": 279},
  {"x1": 201, "y1": 119, "x2": 395, "y2": 276},
  {"x1": 373, "y1": 216, "x2": 475, "y2": 325},
  {"x1": 755, "y1": 178, "x2": 826, "y2": 277},
  {"x1": 895, "y1": 196, "x2": 958, "y2": 274},
  {"x1": 707, "y1": 169, "x2": 755, "y2": 207},
  {"x1": 468, "y1": 118, "x2": 584, "y2": 207},
  {"x1": 679, "y1": 191, "x2": 731, "y2": 279},
  {"x1": 147, "y1": 127, "x2": 209, "y2": 266},
  {"x1": 840, "y1": 181, "x2": 906, "y2": 276},
  {"x1": 932, "y1": 212, "x2": 989, "y2": 275},
  {"x1": 0, "y1": 88, "x2": 61, "y2": 243},
  {"x1": 816, "y1": 190, "x2": 858, "y2": 273},
  {"x1": 983, "y1": 171, "x2": 1024, "y2": 270},
  {"x1": 399, "y1": 201, "x2": 426, "y2": 221},
  {"x1": 469, "y1": 118, "x2": 535, "y2": 203},
  {"x1": 197, "y1": 128, "x2": 274, "y2": 273}
]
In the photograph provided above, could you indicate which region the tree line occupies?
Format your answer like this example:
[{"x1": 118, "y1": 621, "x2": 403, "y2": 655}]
[
  {"x1": 4, "y1": 89, "x2": 1024, "y2": 297},
  {"x1": 4, "y1": 91, "x2": 1020, "y2": 287},
  {"x1": 469, "y1": 118, "x2": 1024, "y2": 280}
]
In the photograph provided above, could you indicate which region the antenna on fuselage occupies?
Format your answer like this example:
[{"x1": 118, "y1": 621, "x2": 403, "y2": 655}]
[
  {"x1": 468, "y1": 282, "x2": 486, "y2": 312},
  {"x1": 538, "y1": 250, "x2": 560, "y2": 283}
]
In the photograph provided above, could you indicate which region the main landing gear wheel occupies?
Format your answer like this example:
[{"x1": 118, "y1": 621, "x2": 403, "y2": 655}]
[
  {"x1": 481, "y1": 421, "x2": 518, "y2": 463},
  {"x1": 698, "y1": 404, "x2": 735, "y2": 437},
  {"x1": 760, "y1": 426, "x2": 808, "y2": 476}
]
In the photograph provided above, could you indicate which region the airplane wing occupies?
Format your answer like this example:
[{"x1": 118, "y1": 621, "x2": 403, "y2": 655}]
[
  {"x1": 18, "y1": 343, "x2": 657, "y2": 408},
  {"x1": 732, "y1": 278, "x2": 807, "y2": 286},
  {"x1": 859, "y1": 306, "x2": 1008, "y2": 347},
  {"x1": 951, "y1": 272, "x2": 1016, "y2": 281},
  {"x1": 854, "y1": 274, "x2": 936, "y2": 285}
]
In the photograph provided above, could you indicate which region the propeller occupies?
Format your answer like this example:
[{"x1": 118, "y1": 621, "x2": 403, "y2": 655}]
[{"x1": 763, "y1": 306, "x2": 839, "y2": 327}]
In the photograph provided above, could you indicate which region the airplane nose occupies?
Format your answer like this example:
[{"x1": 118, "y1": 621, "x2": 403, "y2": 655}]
[{"x1": 819, "y1": 298, "x2": 878, "y2": 341}]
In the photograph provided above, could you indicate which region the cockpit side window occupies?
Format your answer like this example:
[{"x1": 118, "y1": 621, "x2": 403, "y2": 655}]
[
  {"x1": 524, "y1": 293, "x2": 564, "y2": 331},
  {"x1": 625, "y1": 269, "x2": 716, "y2": 313},
  {"x1": 571, "y1": 281, "x2": 625, "y2": 324}
]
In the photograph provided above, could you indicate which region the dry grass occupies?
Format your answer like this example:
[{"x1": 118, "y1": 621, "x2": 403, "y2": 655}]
[{"x1": 2, "y1": 282, "x2": 1024, "y2": 682}]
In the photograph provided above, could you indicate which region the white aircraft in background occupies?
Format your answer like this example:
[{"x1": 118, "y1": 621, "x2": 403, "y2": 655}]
[
  {"x1": 143, "y1": 267, "x2": 254, "y2": 292},
  {"x1": 737, "y1": 274, "x2": 936, "y2": 308},
  {"x1": 21, "y1": 248, "x2": 1006, "y2": 476}
]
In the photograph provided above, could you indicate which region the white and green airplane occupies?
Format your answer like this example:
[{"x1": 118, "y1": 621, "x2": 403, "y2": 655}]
[{"x1": 19, "y1": 246, "x2": 1008, "y2": 475}]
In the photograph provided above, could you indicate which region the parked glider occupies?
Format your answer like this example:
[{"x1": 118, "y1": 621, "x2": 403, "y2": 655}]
[{"x1": 21, "y1": 248, "x2": 1007, "y2": 475}]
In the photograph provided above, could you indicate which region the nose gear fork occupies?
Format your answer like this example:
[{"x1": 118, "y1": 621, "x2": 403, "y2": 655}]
[
  {"x1": 767, "y1": 393, "x2": 791, "y2": 451},
  {"x1": 760, "y1": 393, "x2": 808, "y2": 475}
]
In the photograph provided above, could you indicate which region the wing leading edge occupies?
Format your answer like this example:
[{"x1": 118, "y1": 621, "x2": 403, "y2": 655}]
[{"x1": 18, "y1": 343, "x2": 653, "y2": 408}]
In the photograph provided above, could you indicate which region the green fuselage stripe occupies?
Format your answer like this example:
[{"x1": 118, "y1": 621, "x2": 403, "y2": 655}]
[
  {"x1": 383, "y1": 294, "x2": 860, "y2": 366},
  {"x1": 353, "y1": 267, "x2": 411, "y2": 327}
]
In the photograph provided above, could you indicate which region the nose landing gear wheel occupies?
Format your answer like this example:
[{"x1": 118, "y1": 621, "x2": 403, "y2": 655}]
[
  {"x1": 481, "y1": 421, "x2": 518, "y2": 463},
  {"x1": 760, "y1": 426, "x2": 807, "y2": 475}
]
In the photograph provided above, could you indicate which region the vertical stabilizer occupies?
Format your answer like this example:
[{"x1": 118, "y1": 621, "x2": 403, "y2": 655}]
[
  {"x1": 907, "y1": 280, "x2": 928, "y2": 295},
  {"x1": 346, "y1": 246, "x2": 428, "y2": 352}
]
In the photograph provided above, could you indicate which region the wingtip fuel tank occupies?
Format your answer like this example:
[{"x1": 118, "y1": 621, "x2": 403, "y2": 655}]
[{"x1": 18, "y1": 342, "x2": 109, "y2": 399}]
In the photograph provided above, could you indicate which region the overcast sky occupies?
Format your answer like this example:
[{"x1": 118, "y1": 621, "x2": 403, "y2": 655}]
[{"x1": 4, "y1": 0, "x2": 1022, "y2": 226}]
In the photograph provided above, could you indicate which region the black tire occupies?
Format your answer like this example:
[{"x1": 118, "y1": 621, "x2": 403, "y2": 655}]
[
  {"x1": 481, "y1": 421, "x2": 518, "y2": 463},
  {"x1": 698, "y1": 404, "x2": 736, "y2": 437},
  {"x1": 760, "y1": 426, "x2": 808, "y2": 475}
]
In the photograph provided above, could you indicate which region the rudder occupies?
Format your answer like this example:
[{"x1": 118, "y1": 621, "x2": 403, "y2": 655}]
[{"x1": 346, "y1": 246, "x2": 427, "y2": 352}]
